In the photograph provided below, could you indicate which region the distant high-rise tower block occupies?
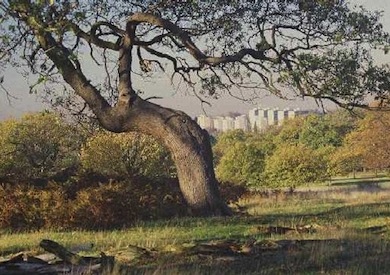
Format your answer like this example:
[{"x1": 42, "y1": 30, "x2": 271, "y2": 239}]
[
  {"x1": 196, "y1": 107, "x2": 306, "y2": 133},
  {"x1": 234, "y1": 115, "x2": 249, "y2": 131},
  {"x1": 222, "y1": 116, "x2": 235, "y2": 132},
  {"x1": 197, "y1": 115, "x2": 214, "y2": 130}
]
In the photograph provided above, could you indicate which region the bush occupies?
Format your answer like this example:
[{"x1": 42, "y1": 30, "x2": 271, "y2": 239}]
[
  {"x1": 216, "y1": 141, "x2": 266, "y2": 187},
  {"x1": 0, "y1": 112, "x2": 84, "y2": 184},
  {"x1": 329, "y1": 145, "x2": 363, "y2": 177},
  {"x1": 262, "y1": 143, "x2": 328, "y2": 188},
  {"x1": 71, "y1": 179, "x2": 185, "y2": 229},
  {"x1": 80, "y1": 131, "x2": 175, "y2": 180},
  {"x1": 0, "y1": 179, "x2": 186, "y2": 231},
  {"x1": 219, "y1": 182, "x2": 249, "y2": 204},
  {"x1": 0, "y1": 184, "x2": 70, "y2": 230},
  {"x1": 213, "y1": 130, "x2": 248, "y2": 165},
  {"x1": 0, "y1": 119, "x2": 17, "y2": 181}
]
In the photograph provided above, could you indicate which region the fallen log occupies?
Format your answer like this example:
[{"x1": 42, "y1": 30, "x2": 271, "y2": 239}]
[
  {"x1": 39, "y1": 239, "x2": 87, "y2": 265},
  {"x1": 0, "y1": 239, "x2": 115, "y2": 274}
]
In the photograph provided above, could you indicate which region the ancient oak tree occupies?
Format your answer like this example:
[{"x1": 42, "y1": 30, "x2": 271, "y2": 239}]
[{"x1": 1, "y1": 0, "x2": 390, "y2": 215}]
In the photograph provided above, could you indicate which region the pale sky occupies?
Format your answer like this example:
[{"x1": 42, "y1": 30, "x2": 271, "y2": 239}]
[{"x1": 1, "y1": 0, "x2": 390, "y2": 120}]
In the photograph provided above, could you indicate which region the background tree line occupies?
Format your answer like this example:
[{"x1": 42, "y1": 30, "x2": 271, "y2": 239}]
[
  {"x1": 1, "y1": 109, "x2": 390, "y2": 230},
  {"x1": 1, "y1": 109, "x2": 389, "y2": 189},
  {"x1": 214, "y1": 109, "x2": 390, "y2": 188}
]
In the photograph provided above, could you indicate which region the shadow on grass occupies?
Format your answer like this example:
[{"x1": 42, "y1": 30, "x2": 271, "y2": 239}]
[
  {"x1": 126, "y1": 202, "x2": 390, "y2": 274},
  {"x1": 122, "y1": 237, "x2": 390, "y2": 274}
]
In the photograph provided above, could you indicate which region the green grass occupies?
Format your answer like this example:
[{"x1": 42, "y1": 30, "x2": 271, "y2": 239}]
[{"x1": 2, "y1": 176, "x2": 390, "y2": 274}]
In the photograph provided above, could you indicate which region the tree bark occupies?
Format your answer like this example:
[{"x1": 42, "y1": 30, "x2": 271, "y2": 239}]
[{"x1": 110, "y1": 97, "x2": 231, "y2": 216}]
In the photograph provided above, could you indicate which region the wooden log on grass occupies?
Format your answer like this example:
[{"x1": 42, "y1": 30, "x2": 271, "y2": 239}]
[
  {"x1": 39, "y1": 239, "x2": 87, "y2": 265},
  {"x1": 0, "y1": 240, "x2": 115, "y2": 274},
  {"x1": 40, "y1": 239, "x2": 115, "y2": 273}
]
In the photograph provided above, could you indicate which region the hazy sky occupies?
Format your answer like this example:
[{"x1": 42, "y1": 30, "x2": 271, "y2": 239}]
[{"x1": 1, "y1": 0, "x2": 390, "y2": 120}]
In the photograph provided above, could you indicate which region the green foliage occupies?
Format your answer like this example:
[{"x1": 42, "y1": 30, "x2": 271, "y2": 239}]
[
  {"x1": 213, "y1": 130, "x2": 248, "y2": 165},
  {"x1": 299, "y1": 114, "x2": 344, "y2": 149},
  {"x1": 342, "y1": 111, "x2": 390, "y2": 171},
  {"x1": 214, "y1": 111, "x2": 358, "y2": 188},
  {"x1": 214, "y1": 130, "x2": 277, "y2": 187},
  {"x1": 272, "y1": 111, "x2": 358, "y2": 185},
  {"x1": 276, "y1": 111, "x2": 356, "y2": 150},
  {"x1": 315, "y1": 145, "x2": 337, "y2": 178},
  {"x1": 329, "y1": 146, "x2": 363, "y2": 177},
  {"x1": 0, "y1": 112, "x2": 84, "y2": 183},
  {"x1": 0, "y1": 112, "x2": 176, "y2": 184},
  {"x1": 216, "y1": 141, "x2": 266, "y2": 187},
  {"x1": 283, "y1": 48, "x2": 390, "y2": 107},
  {"x1": 262, "y1": 144, "x2": 328, "y2": 188},
  {"x1": 80, "y1": 131, "x2": 175, "y2": 180},
  {"x1": 326, "y1": 109, "x2": 358, "y2": 138},
  {"x1": 0, "y1": 119, "x2": 17, "y2": 178},
  {"x1": 275, "y1": 117, "x2": 305, "y2": 145}
]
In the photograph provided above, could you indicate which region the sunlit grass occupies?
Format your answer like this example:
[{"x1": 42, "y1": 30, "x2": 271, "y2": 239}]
[{"x1": 0, "y1": 217, "x2": 259, "y2": 257}]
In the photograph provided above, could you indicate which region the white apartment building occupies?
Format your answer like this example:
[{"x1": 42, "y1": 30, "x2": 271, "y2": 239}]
[
  {"x1": 196, "y1": 107, "x2": 305, "y2": 133},
  {"x1": 277, "y1": 110, "x2": 287, "y2": 125},
  {"x1": 222, "y1": 116, "x2": 235, "y2": 132},
  {"x1": 249, "y1": 107, "x2": 303, "y2": 130},
  {"x1": 213, "y1": 116, "x2": 224, "y2": 132},
  {"x1": 234, "y1": 115, "x2": 250, "y2": 131},
  {"x1": 287, "y1": 110, "x2": 296, "y2": 119},
  {"x1": 197, "y1": 115, "x2": 214, "y2": 130},
  {"x1": 266, "y1": 109, "x2": 277, "y2": 126}
]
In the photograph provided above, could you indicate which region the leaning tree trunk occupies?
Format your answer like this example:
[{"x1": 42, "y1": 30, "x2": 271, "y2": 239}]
[
  {"x1": 29, "y1": 15, "x2": 231, "y2": 217},
  {"x1": 112, "y1": 97, "x2": 231, "y2": 216}
]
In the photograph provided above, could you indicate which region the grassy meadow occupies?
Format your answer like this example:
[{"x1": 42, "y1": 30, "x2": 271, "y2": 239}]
[{"x1": 2, "y1": 175, "x2": 390, "y2": 274}]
